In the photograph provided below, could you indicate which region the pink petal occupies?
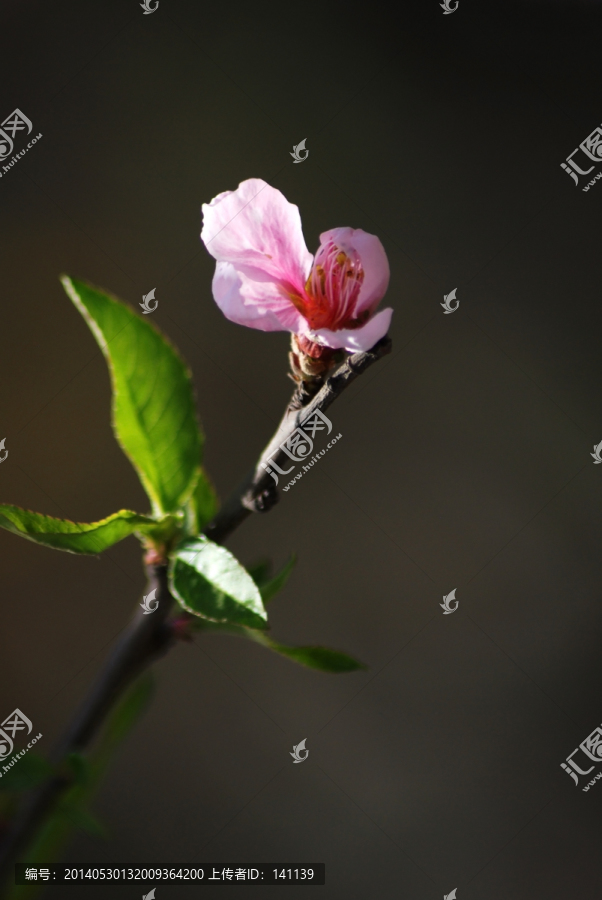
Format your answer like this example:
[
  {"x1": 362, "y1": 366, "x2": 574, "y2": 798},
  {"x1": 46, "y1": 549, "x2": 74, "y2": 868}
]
[
  {"x1": 312, "y1": 307, "x2": 393, "y2": 352},
  {"x1": 201, "y1": 178, "x2": 313, "y2": 291},
  {"x1": 319, "y1": 227, "x2": 390, "y2": 315},
  {"x1": 236, "y1": 267, "x2": 305, "y2": 331},
  {"x1": 212, "y1": 262, "x2": 288, "y2": 332}
]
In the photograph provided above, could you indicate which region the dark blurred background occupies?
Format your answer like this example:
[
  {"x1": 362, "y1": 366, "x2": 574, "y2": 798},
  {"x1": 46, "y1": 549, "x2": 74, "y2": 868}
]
[{"x1": 1, "y1": 0, "x2": 602, "y2": 896}]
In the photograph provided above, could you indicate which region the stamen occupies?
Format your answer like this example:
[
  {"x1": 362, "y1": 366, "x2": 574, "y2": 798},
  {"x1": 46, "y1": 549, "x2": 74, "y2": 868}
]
[{"x1": 302, "y1": 239, "x2": 364, "y2": 330}]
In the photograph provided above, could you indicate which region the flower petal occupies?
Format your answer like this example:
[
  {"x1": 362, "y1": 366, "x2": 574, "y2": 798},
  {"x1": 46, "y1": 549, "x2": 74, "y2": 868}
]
[
  {"x1": 212, "y1": 262, "x2": 286, "y2": 332},
  {"x1": 312, "y1": 307, "x2": 393, "y2": 352},
  {"x1": 201, "y1": 178, "x2": 313, "y2": 290},
  {"x1": 319, "y1": 227, "x2": 390, "y2": 315},
  {"x1": 212, "y1": 263, "x2": 305, "y2": 333}
]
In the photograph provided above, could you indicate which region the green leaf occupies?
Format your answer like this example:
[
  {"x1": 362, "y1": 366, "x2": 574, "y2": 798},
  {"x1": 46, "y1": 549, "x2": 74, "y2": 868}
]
[
  {"x1": 170, "y1": 536, "x2": 268, "y2": 629},
  {"x1": 257, "y1": 554, "x2": 296, "y2": 604},
  {"x1": 0, "y1": 505, "x2": 156, "y2": 554},
  {"x1": 190, "y1": 618, "x2": 365, "y2": 673},
  {"x1": 185, "y1": 467, "x2": 219, "y2": 535},
  {"x1": 249, "y1": 632, "x2": 366, "y2": 673},
  {"x1": 62, "y1": 276, "x2": 202, "y2": 516}
]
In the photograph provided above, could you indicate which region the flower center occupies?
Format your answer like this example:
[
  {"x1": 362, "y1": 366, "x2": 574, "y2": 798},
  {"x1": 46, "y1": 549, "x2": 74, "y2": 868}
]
[{"x1": 297, "y1": 240, "x2": 366, "y2": 331}]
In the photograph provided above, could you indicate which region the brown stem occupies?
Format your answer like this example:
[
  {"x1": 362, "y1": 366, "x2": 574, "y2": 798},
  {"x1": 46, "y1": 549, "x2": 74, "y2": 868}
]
[
  {"x1": 0, "y1": 334, "x2": 392, "y2": 885},
  {"x1": 206, "y1": 335, "x2": 392, "y2": 543}
]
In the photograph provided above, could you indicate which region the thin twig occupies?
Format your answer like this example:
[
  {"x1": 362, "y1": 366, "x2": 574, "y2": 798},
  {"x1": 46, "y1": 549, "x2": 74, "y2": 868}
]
[{"x1": 206, "y1": 335, "x2": 392, "y2": 543}]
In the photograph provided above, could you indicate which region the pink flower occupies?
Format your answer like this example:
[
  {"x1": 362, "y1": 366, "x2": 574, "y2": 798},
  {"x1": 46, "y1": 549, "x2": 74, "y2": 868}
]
[{"x1": 201, "y1": 179, "x2": 392, "y2": 354}]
